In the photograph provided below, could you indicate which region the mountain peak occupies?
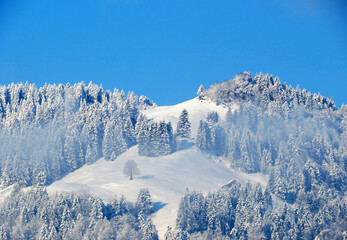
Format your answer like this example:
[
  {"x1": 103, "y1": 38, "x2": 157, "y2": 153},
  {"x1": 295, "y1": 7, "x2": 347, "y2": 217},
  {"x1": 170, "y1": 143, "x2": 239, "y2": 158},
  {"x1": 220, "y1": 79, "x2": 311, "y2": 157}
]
[{"x1": 203, "y1": 72, "x2": 336, "y2": 111}]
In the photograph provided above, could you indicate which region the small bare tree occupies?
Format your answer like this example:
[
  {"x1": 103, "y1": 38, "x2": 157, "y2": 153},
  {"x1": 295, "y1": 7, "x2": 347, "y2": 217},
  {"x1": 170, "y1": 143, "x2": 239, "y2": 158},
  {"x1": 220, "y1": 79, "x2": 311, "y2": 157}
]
[{"x1": 123, "y1": 160, "x2": 140, "y2": 180}]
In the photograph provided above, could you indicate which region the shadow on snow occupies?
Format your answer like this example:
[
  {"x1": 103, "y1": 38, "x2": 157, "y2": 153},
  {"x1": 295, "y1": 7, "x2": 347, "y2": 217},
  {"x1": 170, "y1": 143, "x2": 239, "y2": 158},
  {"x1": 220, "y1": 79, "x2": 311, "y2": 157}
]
[{"x1": 153, "y1": 201, "x2": 168, "y2": 212}]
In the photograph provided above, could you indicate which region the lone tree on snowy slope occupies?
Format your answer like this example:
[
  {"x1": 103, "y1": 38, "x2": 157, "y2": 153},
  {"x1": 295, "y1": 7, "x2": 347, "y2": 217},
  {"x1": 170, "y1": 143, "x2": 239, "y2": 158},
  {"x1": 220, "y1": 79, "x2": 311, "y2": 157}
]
[
  {"x1": 123, "y1": 160, "x2": 140, "y2": 180},
  {"x1": 176, "y1": 109, "x2": 191, "y2": 138}
]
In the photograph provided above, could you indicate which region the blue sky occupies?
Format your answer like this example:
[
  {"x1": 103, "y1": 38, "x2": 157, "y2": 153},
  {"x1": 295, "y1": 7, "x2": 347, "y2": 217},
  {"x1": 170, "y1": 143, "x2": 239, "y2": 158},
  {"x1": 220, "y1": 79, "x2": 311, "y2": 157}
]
[{"x1": 0, "y1": 0, "x2": 346, "y2": 106}]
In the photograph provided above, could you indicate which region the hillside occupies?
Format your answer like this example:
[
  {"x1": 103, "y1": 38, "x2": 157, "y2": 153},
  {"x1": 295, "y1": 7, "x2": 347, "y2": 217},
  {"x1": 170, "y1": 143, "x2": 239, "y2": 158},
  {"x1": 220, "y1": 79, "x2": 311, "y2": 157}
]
[
  {"x1": 0, "y1": 74, "x2": 345, "y2": 239},
  {"x1": 48, "y1": 145, "x2": 269, "y2": 238},
  {"x1": 142, "y1": 97, "x2": 236, "y2": 137},
  {"x1": 47, "y1": 97, "x2": 264, "y2": 238}
]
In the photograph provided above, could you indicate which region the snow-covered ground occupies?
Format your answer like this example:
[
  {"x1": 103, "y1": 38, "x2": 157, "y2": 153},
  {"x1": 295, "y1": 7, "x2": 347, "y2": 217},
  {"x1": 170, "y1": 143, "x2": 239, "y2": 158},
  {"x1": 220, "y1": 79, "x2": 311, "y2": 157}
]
[
  {"x1": 0, "y1": 97, "x2": 267, "y2": 239},
  {"x1": 48, "y1": 143, "x2": 268, "y2": 238},
  {"x1": 46, "y1": 97, "x2": 267, "y2": 239},
  {"x1": 142, "y1": 97, "x2": 237, "y2": 137}
]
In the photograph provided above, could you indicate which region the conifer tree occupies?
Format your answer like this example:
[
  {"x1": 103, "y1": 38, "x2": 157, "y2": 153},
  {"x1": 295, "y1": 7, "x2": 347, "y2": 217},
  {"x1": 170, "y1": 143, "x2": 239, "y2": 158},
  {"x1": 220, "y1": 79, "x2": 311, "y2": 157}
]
[
  {"x1": 197, "y1": 84, "x2": 205, "y2": 100},
  {"x1": 136, "y1": 189, "x2": 154, "y2": 215},
  {"x1": 138, "y1": 214, "x2": 159, "y2": 240},
  {"x1": 176, "y1": 109, "x2": 191, "y2": 138},
  {"x1": 102, "y1": 121, "x2": 127, "y2": 161},
  {"x1": 157, "y1": 121, "x2": 172, "y2": 156},
  {"x1": 123, "y1": 117, "x2": 137, "y2": 148},
  {"x1": 196, "y1": 120, "x2": 211, "y2": 151}
]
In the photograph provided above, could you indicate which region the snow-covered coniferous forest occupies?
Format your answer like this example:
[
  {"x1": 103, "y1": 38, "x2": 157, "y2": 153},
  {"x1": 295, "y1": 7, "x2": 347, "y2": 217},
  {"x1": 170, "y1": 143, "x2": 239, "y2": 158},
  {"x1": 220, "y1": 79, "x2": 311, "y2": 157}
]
[{"x1": 0, "y1": 72, "x2": 346, "y2": 239}]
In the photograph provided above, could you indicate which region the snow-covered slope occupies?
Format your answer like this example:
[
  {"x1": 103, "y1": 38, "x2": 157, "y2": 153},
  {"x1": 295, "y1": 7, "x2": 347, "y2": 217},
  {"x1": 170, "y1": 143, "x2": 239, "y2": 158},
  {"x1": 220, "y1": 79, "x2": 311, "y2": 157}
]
[
  {"x1": 48, "y1": 142, "x2": 267, "y2": 238},
  {"x1": 47, "y1": 98, "x2": 264, "y2": 239},
  {"x1": 142, "y1": 97, "x2": 237, "y2": 137}
]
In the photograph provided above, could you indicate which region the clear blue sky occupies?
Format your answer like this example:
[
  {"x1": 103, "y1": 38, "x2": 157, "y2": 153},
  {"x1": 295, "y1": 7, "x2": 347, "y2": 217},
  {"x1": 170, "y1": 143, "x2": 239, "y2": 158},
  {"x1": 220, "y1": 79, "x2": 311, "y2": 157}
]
[{"x1": 0, "y1": 0, "x2": 346, "y2": 106}]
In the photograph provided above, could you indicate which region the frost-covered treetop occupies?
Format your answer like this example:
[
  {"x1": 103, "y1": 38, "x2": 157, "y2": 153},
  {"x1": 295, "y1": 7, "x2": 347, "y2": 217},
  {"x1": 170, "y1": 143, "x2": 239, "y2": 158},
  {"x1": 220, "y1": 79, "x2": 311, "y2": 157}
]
[
  {"x1": 0, "y1": 82, "x2": 156, "y2": 187},
  {"x1": 0, "y1": 82, "x2": 156, "y2": 128},
  {"x1": 203, "y1": 72, "x2": 336, "y2": 110}
]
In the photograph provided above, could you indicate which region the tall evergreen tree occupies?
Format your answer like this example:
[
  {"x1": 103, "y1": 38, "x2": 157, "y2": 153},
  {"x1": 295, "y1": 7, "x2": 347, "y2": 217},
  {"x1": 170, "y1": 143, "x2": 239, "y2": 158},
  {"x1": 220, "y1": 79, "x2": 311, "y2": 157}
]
[
  {"x1": 138, "y1": 121, "x2": 176, "y2": 157},
  {"x1": 196, "y1": 120, "x2": 211, "y2": 151},
  {"x1": 102, "y1": 121, "x2": 127, "y2": 161},
  {"x1": 197, "y1": 84, "x2": 205, "y2": 100},
  {"x1": 136, "y1": 189, "x2": 154, "y2": 215},
  {"x1": 138, "y1": 214, "x2": 159, "y2": 240},
  {"x1": 176, "y1": 109, "x2": 191, "y2": 138}
]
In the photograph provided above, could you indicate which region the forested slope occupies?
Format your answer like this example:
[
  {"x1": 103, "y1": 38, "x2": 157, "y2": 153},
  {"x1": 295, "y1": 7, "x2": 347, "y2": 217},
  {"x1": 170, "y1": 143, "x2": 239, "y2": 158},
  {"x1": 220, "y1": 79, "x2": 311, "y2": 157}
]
[
  {"x1": 172, "y1": 72, "x2": 347, "y2": 239},
  {"x1": 0, "y1": 82, "x2": 155, "y2": 186},
  {"x1": 0, "y1": 73, "x2": 346, "y2": 239}
]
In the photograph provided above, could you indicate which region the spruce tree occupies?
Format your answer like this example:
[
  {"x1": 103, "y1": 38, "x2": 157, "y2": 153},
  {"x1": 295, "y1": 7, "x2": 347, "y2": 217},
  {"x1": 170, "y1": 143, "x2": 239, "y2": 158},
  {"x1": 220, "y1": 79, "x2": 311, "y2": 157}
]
[
  {"x1": 157, "y1": 121, "x2": 172, "y2": 156},
  {"x1": 136, "y1": 189, "x2": 154, "y2": 215},
  {"x1": 102, "y1": 121, "x2": 127, "y2": 161},
  {"x1": 176, "y1": 109, "x2": 191, "y2": 138},
  {"x1": 197, "y1": 84, "x2": 205, "y2": 100},
  {"x1": 196, "y1": 120, "x2": 211, "y2": 151}
]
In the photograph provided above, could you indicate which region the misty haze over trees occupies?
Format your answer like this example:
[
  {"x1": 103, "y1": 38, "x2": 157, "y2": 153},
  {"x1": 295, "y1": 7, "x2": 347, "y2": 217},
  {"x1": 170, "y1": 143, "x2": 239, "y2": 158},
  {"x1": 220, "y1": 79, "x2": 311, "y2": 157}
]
[
  {"x1": 0, "y1": 72, "x2": 346, "y2": 239},
  {"x1": 0, "y1": 82, "x2": 157, "y2": 187}
]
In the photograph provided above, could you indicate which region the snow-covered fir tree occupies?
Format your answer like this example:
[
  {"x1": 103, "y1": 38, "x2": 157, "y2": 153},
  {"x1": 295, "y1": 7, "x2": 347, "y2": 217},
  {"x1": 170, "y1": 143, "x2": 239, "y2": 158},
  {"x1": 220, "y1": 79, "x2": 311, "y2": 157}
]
[
  {"x1": 102, "y1": 120, "x2": 127, "y2": 161},
  {"x1": 138, "y1": 214, "x2": 159, "y2": 240},
  {"x1": 0, "y1": 188, "x2": 160, "y2": 239},
  {"x1": 136, "y1": 188, "x2": 154, "y2": 215},
  {"x1": 0, "y1": 73, "x2": 346, "y2": 239},
  {"x1": 197, "y1": 84, "x2": 205, "y2": 100},
  {"x1": 176, "y1": 109, "x2": 191, "y2": 138},
  {"x1": 0, "y1": 82, "x2": 155, "y2": 187},
  {"x1": 138, "y1": 120, "x2": 176, "y2": 157},
  {"x1": 196, "y1": 120, "x2": 211, "y2": 151}
]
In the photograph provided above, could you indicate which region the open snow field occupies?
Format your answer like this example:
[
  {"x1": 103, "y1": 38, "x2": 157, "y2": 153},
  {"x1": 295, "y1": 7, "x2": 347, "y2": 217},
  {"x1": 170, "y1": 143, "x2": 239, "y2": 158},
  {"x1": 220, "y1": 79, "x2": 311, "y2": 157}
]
[
  {"x1": 142, "y1": 97, "x2": 237, "y2": 137},
  {"x1": 48, "y1": 144, "x2": 268, "y2": 238},
  {"x1": 46, "y1": 98, "x2": 268, "y2": 238}
]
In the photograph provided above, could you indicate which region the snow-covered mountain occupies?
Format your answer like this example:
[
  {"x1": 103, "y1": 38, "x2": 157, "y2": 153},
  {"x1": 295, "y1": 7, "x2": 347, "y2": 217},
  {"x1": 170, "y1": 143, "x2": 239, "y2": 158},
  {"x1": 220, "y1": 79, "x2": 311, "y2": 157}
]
[
  {"x1": 47, "y1": 97, "x2": 264, "y2": 238},
  {"x1": 0, "y1": 73, "x2": 345, "y2": 239}
]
